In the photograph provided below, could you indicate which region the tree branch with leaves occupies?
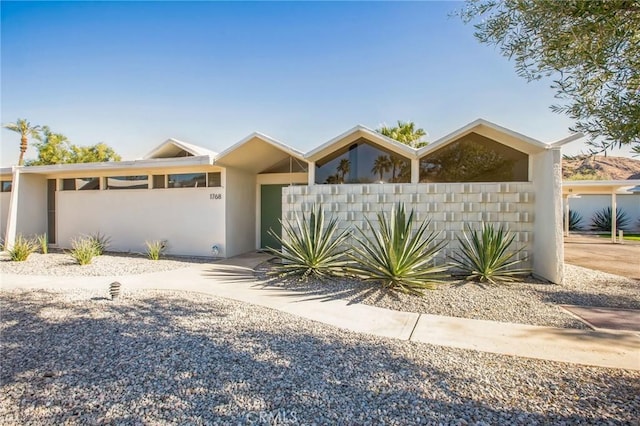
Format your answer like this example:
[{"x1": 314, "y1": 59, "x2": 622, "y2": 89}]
[{"x1": 459, "y1": 0, "x2": 640, "y2": 152}]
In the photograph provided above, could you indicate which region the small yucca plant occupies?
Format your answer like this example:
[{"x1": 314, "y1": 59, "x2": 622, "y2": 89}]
[
  {"x1": 590, "y1": 207, "x2": 630, "y2": 232},
  {"x1": 267, "y1": 204, "x2": 352, "y2": 279},
  {"x1": 8, "y1": 235, "x2": 37, "y2": 262},
  {"x1": 146, "y1": 240, "x2": 166, "y2": 260},
  {"x1": 36, "y1": 233, "x2": 48, "y2": 254},
  {"x1": 70, "y1": 237, "x2": 98, "y2": 265},
  {"x1": 563, "y1": 210, "x2": 584, "y2": 231},
  {"x1": 349, "y1": 203, "x2": 448, "y2": 295},
  {"x1": 88, "y1": 232, "x2": 110, "y2": 255},
  {"x1": 449, "y1": 223, "x2": 530, "y2": 285}
]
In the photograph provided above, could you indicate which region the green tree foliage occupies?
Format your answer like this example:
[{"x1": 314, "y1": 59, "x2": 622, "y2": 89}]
[
  {"x1": 460, "y1": 0, "x2": 640, "y2": 152},
  {"x1": 26, "y1": 126, "x2": 121, "y2": 165},
  {"x1": 2, "y1": 118, "x2": 41, "y2": 166},
  {"x1": 377, "y1": 120, "x2": 428, "y2": 148}
]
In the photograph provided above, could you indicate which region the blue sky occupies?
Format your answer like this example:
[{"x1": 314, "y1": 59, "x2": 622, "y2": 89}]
[{"x1": 1, "y1": 1, "x2": 632, "y2": 166}]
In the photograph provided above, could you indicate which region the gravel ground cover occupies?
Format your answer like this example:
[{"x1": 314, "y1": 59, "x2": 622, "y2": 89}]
[
  {"x1": 0, "y1": 251, "x2": 212, "y2": 276},
  {"x1": 1, "y1": 289, "x2": 638, "y2": 425},
  {"x1": 256, "y1": 262, "x2": 640, "y2": 330}
]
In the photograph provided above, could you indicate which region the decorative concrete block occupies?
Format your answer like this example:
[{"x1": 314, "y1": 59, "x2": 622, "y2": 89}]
[
  {"x1": 482, "y1": 212, "x2": 495, "y2": 222},
  {"x1": 377, "y1": 194, "x2": 386, "y2": 203},
  {"x1": 287, "y1": 194, "x2": 296, "y2": 204},
  {"x1": 516, "y1": 212, "x2": 529, "y2": 223},
  {"x1": 499, "y1": 202, "x2": 511, "y2": 212},
  {"x1": 517, "y1": 192, "x2": 530, "y2": 203}
]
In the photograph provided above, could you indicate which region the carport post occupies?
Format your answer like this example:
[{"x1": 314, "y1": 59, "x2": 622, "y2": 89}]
[
  {"x1": 563, "y1": 195, "x2": 570, "y2": 237},
  {"x1": 611, "y1": 192, "x2": 617, "y2": 243}
]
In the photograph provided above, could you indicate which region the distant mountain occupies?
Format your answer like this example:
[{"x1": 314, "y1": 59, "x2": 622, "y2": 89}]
[{"x1": 562, "y1": 155, "x2": 640, "y2": 181}]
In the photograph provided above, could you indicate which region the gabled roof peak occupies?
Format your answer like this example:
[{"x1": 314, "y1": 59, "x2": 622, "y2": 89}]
[{"x1": 143, "y1": 138, "x2": 217, "y2": 160}]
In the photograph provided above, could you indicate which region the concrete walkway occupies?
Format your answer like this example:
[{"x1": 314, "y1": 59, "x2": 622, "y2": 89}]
[{"x1": 2, "y1": 252, "x2": 639, "y2": 371}]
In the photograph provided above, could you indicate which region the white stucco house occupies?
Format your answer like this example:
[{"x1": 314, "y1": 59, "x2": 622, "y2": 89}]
[
  {"x1": 0, "y1": 119, "x2": 582, "y2": 283},
  {"x1": 562, "y1": 181, "x2": 640, "y2": 240}
]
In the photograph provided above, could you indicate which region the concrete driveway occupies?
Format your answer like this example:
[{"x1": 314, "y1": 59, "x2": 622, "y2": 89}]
[{"x1": 564, "y1": 235, "x2": 640, "y2": 280}]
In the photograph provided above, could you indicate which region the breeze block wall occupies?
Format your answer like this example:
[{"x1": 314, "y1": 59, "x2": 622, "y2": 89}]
[{"x1": 282, "y1": 183, "x2": 535, "y2": 269}]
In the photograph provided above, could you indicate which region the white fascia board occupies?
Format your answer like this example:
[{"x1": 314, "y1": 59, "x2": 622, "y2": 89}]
[
  {"x1": 417, "y1": 118, "x2": 548, "y2": 157},
  {"x1": 549, "y1": 133, "x2": 584, "y2": 148},
  {"x1": 0, "y1": 167, "x2": 13, "y2": 176},
  {"x1": 18, "y1": 155, "x2": 215, "y2": 174},
  {"x1": 304, "y1": 124, "x2": 417, "y2": 161},
  {"x1": 563, "y1": 179, "x2": 640, "y2": 194},
  {"x1": 216, "y1": 132, "x2": 305, "y2": 162},
  {"x1": 563, "y1": 179, "x2": 640, "y2": 188}
]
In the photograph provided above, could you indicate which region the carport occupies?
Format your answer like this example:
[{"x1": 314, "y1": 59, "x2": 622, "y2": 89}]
[{"x1": 562, "y1": 180, "x2": 640, "y2": 242}]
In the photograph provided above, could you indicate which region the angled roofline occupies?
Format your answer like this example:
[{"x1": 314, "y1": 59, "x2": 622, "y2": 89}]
[
  {"x1": 550, "y1": 132, "x2": 585, "y2": 147},
  {"x1": 304, "y1": 124, "x2": 417, "y2": 161},
  {"x1": 215, "y1": 131, "x2": 305, "y2": 162},
  {"x1": 143, "y1": 138, "x2": 217, "y2": 160},
  {"x1": 417, "y1": 118, "x2": 549, "y2": 157}
]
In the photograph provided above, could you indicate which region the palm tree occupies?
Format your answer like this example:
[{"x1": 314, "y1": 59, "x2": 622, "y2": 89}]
[
  {"x1": 396, "y1": 120, "x2": 427, "y2": 148},
  {"x1": 377, "y1": 120, "x2": 427, "y2": 148},
  {"x1": 337, "y1": 158, "x2": 351, "y2": 183},
  {"x1": 2, "y1": 118, "x2": 41, "y2": 165},
  {"x1": 371, "y1": 155, "x2": 392, "y2": 181}
]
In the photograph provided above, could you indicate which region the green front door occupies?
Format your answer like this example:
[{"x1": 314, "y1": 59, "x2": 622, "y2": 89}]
[{"x1": 260, "y1": 184, "x2": 286, "y2": 250}]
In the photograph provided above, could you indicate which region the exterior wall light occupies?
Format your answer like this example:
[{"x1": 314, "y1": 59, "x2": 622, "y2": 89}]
[{"x1": 211, "y1": 245, "x2": 220, "y2": 257}]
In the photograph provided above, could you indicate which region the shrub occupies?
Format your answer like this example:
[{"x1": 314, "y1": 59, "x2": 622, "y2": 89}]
[
  {"x1": 349, "y1": 203, "x2": 447, "y2": 295},
  {"x1": 88, "y1": 232, "x2": 110, "y2": 255},
  {"x1": 267, "y1": 205, "x2": 352, "y2": 279},
  {"x1": 563, "y1": 210, "x2": 584, "y2": 231},
  {"x1": 146, "y1": 240, "x2": 166, "y2": 261},
  {"x1": 590, "y1": 207, "x2": 630, "y2": 232},
  {"x1": 449, "y1": 223, "x2": 530, "y2": 285},
  {"x1": 70, "y1": 237, "x2": 98, "y2": 265},
  {"x1": 8, "y1": 235, "x2": 37, "y2": 262},
  {"x1": 36, "y1": 233, "x2": 48, "y2": 254}
]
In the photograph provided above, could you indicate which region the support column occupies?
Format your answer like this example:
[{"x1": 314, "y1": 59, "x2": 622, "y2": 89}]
[
  {"x1": 611, "y1": 192, "x2": 617, "y2": 243},
  {"x1": 411, "y1": 158, "x2": 420, "y2": 184},
  {"x1": 4, "y1": 167, "x2": 20, "y2": 249},
  {"x1": 564, "y1": 195, "x2": 570, "y2": 237},
  {"x1": 307, "y1": 161, "x2": 315, "y2": 186}
]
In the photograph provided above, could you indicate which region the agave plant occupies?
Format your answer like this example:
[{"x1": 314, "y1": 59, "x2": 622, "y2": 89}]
[
  {"x1": 590, "y1": 207, "x2": 630, "y2": 232},
  {"x1": 449, "y1": 223, "x2": 530, "y2": 285},
  {"x1": 349, "y1": 203, "x2": 447, "y2": 295},
  {"x1": 267, "y1": 205, "x2": 352, "y2": 279},
  {"x1": 563, "y1": 210, "x2": 584, "y2": 231}
]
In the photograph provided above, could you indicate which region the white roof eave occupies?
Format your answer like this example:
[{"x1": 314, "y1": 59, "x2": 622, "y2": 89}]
[
  {"x1": 417, "y1": 118, "x2": 550, "y2": 157},
  {"x1": 304, "y1": 125, "x2": 417, "y2": 161},
  {"x1": 18, "y1": 155, "x2": 215, "y2": 174},
  {"x1": 216, "y1": 131, "x2": 305, "y2": 163}
]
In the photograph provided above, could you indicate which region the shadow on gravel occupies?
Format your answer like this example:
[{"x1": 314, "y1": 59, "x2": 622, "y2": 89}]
[
  {"x1": 533, "y1": 289, "x2": 640, "y2": 310},
  {"x1": 1, "y1": 290, "x2": 638, "y2": 424}
]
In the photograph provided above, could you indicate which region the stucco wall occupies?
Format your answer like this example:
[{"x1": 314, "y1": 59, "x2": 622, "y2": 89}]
[
  {"x1": 14, "y1": 173, "x2": 48, "y2": 239},
  {"x1": 531, "y1": 149, "x2": 564, "y2": 283},
  {"x1": 283, "y1": 182, "x2": 535, "y2": 270},
  {"x1": 0, "y1": 192, "x2": 11, "y2": 244},
  {"x1": 225, "y1": 168, "x2": 256, "y2": 257},
  {"x1": 568, "y1": 194, "x2": 640, "y2": 232},
  {"x1": 56, "y1": 187, "x2": 225, "y2": 257}
]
